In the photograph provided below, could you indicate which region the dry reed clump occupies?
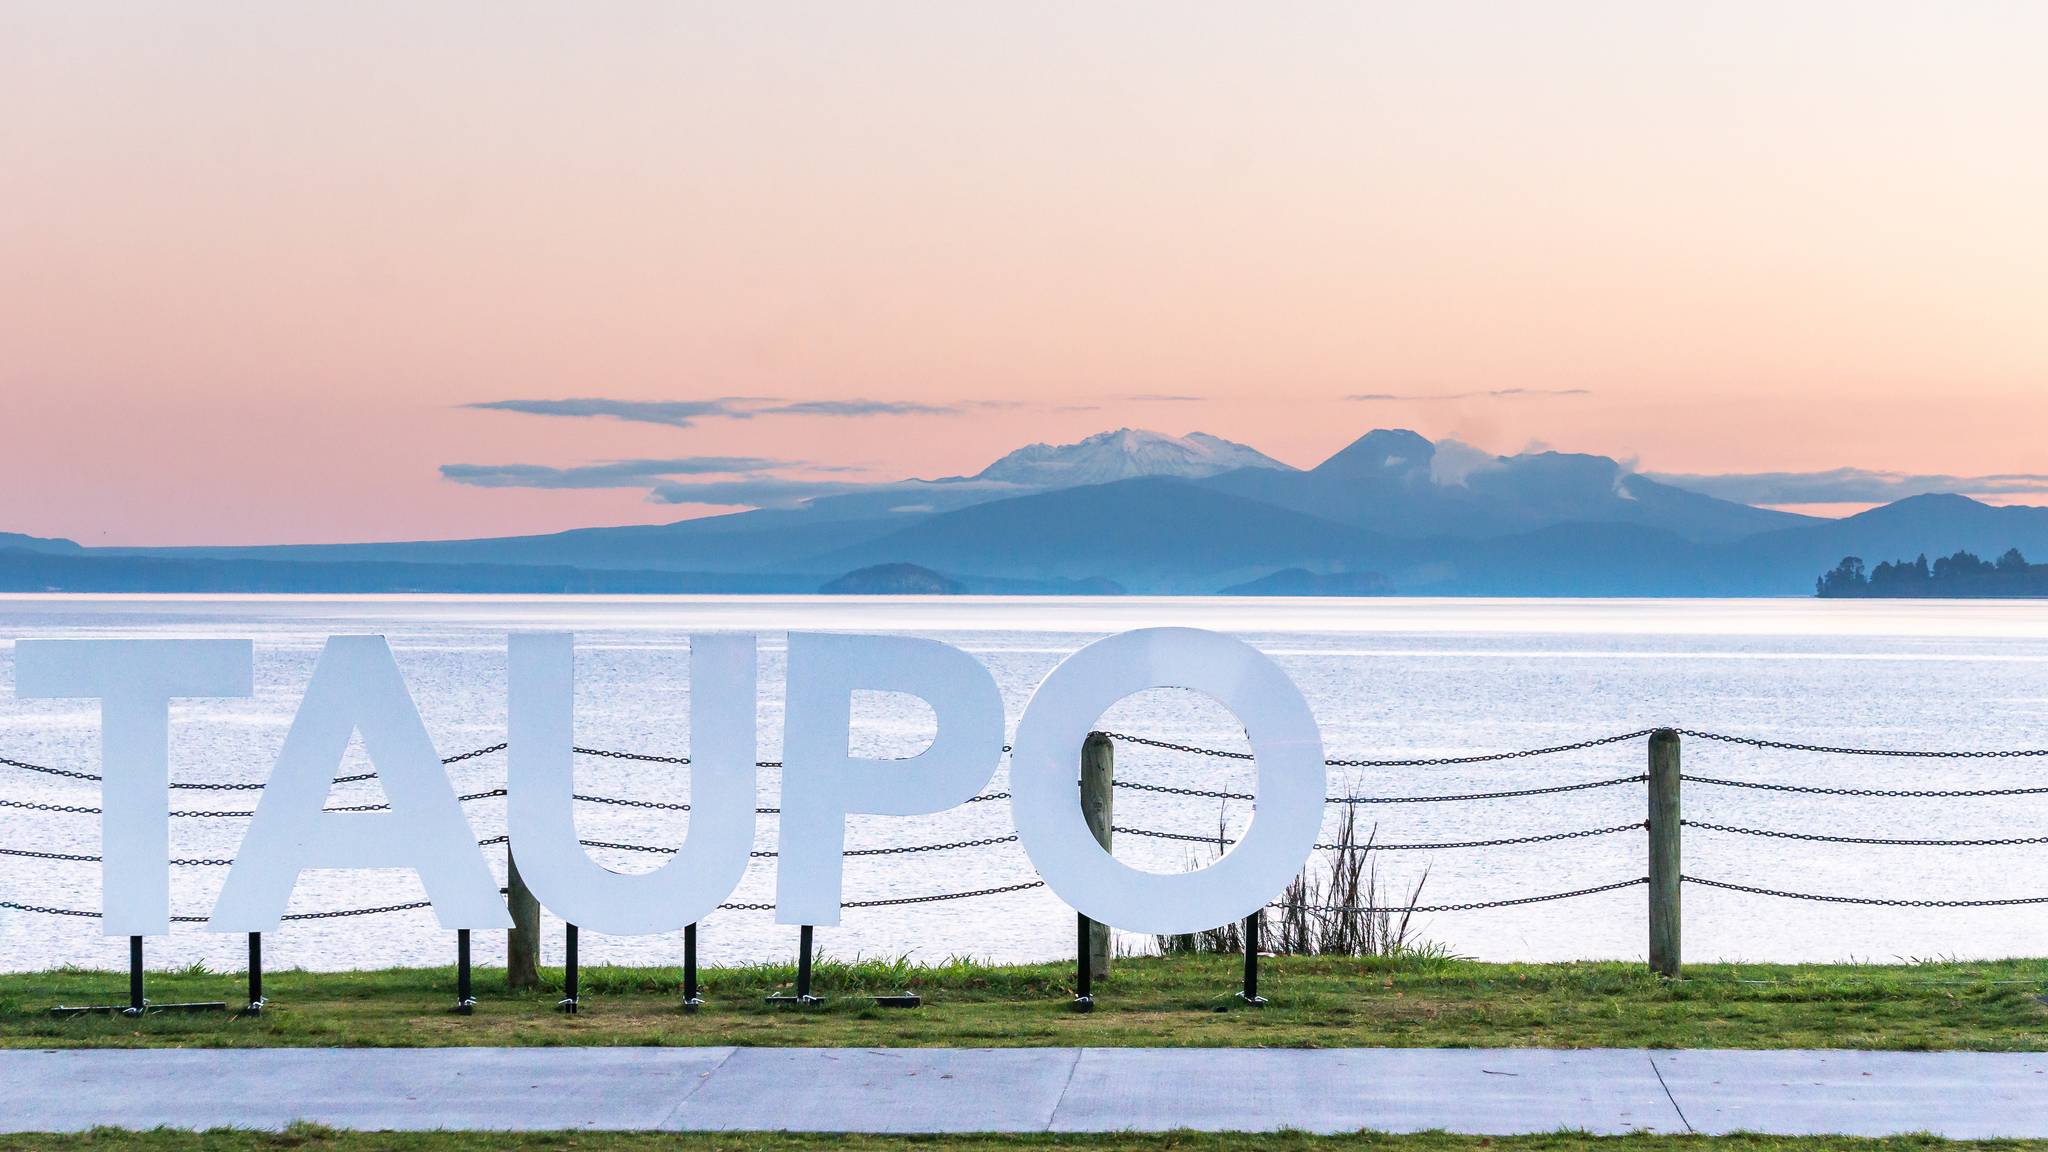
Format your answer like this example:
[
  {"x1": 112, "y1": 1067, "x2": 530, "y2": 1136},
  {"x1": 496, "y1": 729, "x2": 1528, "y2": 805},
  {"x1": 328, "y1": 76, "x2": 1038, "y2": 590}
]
[{"x1": 1155, "y1": 803, "x2": 1435, "y2": 959}]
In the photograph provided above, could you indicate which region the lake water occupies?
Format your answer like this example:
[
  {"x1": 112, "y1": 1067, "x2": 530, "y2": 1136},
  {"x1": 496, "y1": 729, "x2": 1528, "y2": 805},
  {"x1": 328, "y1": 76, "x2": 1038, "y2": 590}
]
[{"x1": 4, "y1": 595, "x2": 2047, "y2": 974}]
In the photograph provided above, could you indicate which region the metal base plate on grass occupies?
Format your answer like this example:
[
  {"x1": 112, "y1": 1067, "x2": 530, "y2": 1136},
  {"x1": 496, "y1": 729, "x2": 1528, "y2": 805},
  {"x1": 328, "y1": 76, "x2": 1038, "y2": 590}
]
[{"x1": 51, "y1": 1001, "x2": 227, "y2": 1018}]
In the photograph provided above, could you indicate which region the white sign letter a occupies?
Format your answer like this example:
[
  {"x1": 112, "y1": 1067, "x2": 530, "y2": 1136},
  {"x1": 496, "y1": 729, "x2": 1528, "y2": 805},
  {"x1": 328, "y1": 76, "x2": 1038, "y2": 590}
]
[{"x1": 208, "y1": 636, "x2": 511, "y2": 932}]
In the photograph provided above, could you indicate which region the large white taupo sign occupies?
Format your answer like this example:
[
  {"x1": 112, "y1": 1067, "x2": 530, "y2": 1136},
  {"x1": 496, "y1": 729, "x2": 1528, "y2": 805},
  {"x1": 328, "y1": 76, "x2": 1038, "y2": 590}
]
[{"x1": 13, "y1": 627, "x2": 1327, "y2": 938}]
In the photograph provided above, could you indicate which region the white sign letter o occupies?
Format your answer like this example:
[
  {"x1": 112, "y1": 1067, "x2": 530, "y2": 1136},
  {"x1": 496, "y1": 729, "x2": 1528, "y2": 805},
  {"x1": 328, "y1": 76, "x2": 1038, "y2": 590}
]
[{"x1": 1009, "y1": 627, "x2": 1326, "y2": 936}]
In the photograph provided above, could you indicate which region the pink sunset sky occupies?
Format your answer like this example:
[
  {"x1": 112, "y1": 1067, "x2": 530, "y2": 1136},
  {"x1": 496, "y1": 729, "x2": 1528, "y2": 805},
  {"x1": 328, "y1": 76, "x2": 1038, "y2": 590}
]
[{"x1": 2, "y1": 2, "x2": 2044, "y2": 546}]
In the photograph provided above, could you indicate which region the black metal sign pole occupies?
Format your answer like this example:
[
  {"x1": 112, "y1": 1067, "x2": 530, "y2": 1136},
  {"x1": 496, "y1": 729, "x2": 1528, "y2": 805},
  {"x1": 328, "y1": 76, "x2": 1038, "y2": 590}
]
[
  {"x1": 766, "y1": 925, "x2": 822, "y2": 1006},
  {"x1": 1238, "y1": 913, "x2": 1266, "y2": 1006},
  {"x1": 454, "y1": 929, "x2": 475, "y2": 1015},
  {"x1": 559, "y1": 923, "x2": 579, "y2": 1013},
  {"x1": 797, "y1": 924, "x2": 815, "y2": 1002},
  {"x1": 245, "y1": 932, "x2": 266, "y2": 1014},
  {"x1": 1071, "y1": 912, "x2": 1094, "y2": 1012},
  {"x1": 127, "y1": 935, "x2": 144, "y2": 1016},
  {"x1": 682, "y1": 923, "x2": 702, "y2": 1012}
]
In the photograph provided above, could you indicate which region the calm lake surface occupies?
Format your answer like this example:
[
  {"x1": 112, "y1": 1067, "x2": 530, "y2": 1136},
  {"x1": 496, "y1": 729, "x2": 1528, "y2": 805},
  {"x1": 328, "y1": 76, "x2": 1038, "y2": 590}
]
[{"x1": 4, "y1": 595, "x2": 2047, "y2": 973}]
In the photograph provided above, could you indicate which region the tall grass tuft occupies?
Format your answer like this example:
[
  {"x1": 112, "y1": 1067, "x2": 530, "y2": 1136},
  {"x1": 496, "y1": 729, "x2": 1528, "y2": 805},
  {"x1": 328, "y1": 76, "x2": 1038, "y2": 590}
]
[{"x1": 1156, "y1": 803, "x2": 1438, "y2": 960}]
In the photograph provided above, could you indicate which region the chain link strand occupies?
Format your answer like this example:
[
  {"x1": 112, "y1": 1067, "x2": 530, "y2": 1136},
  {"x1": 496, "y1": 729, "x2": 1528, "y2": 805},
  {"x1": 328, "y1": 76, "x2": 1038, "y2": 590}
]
[
  {"x1": 1675, "y1": 729, "x2": 2048, "y2": 759},
  {"x1": 2, "y1": 898, "x2": 438, "y2": 922},
  {"x1": 0, "y1": 755, "x2": 98, "y2": 783},
  {"x1": 0, "y1": 797, "x2": 101, "y2": 815},
  {"x1": 9, "y1": 727, "x2": 2048, "y2": 793},
  {"x1": 7, "y1": 831, "x2": 1024, "y2": 868},
  {"x1": 1103, "y1": 728, "x2": 1657, "y2": 766},
  {"x1": 1105, "y1": 728, "x2": 2048, "y2": 763},
  {"x1": 8, "y1": 882, "x2": 1050, "y2": 921},
  {"x1": 0, "y1": 846, "x2": 100, "y2": 862},
  {"x1": 559, "y1": 834, "x2": 1021, "y2": 859},
  {"x1": 0, "y1": 743, "x2": 508, "y2": 792},
  {"x1": 1682, "y1": 820, "x2": 2048, "y2": 847},
  {"x1": 713, "y1": 880, "x2": 1047, "y2": 911},
  {"x1": 1114, "y1": 822, "x2": 1646, "y2": 851},
  {"x1": 155, "y1": 787, "x2": 509, "y2": 820},
  {"x1": 1113, "y1": 774, "x2": 1649, "y2": 804},
  {"x1": 1684, "y1": 875, "x2": 2048, "y2": 908},
  {"x1": 1274, "y1": 876, "x2": 1648, "y2": 914},
  {"x1": 1682, "y1": 774, "x2": 2048, "y2": 799}
]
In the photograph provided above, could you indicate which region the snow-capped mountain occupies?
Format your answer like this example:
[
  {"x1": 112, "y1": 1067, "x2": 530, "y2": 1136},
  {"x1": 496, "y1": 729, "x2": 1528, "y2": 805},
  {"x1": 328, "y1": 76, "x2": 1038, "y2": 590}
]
[{"x1": 970, "y1": 429, "x2": 1290, "y2": 487}]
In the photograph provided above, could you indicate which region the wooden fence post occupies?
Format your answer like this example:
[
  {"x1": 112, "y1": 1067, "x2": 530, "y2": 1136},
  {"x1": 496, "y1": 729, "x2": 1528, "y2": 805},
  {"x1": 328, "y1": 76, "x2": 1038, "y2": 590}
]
[
  {"x1": 506, "y1": 847, "x2": 541, "y2": 990},
  {"x1": 1648, "y1": 728, "x2": 1682, "y2": 978},
  {"x1": 1081, "y1": 731, "x2": 1115, "y2": 977}
]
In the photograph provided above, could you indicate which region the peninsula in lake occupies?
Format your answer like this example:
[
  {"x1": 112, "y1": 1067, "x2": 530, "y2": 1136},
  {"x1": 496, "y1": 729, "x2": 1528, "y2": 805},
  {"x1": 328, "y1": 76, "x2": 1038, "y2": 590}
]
[{"x1": 1816, "y1": 549, "x2": 2048, "y2": 598}]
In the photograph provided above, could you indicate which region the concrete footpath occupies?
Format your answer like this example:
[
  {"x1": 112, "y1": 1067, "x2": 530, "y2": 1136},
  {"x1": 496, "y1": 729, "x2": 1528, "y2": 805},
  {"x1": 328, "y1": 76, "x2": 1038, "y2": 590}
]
[{"x1": 3, "y1": 1046, "x2": 2045, "y2": 1137}]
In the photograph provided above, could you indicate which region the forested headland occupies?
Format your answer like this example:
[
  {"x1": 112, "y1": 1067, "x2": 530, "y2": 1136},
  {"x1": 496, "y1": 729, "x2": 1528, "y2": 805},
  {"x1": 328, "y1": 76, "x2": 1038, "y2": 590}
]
[{"x1": 1816, "y1": 549, "x2": 2048, "y2": 597}]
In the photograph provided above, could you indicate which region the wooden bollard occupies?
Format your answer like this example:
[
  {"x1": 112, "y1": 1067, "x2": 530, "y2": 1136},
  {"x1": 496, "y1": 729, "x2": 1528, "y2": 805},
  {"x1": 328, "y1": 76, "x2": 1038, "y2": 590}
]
[
  {"x1": 1648, "y1": 728, "x2": 1682, "y2": 978},
  {"x1": 506, "y1": 848, "x2": 541, "y2": 991},
  {"x1": 1081, "y1": 731, "x2": 1114, "y2": 977}
]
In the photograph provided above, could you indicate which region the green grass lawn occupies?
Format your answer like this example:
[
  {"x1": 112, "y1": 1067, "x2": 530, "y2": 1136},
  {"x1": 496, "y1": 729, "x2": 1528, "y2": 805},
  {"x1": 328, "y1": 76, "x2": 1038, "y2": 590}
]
[
  {"x1": 3, "y1": 1128, "x2": 2047, "y2": 1152},
  {"x1": 3, "y1": 953, "x2": 2045, "y2": 1051}
]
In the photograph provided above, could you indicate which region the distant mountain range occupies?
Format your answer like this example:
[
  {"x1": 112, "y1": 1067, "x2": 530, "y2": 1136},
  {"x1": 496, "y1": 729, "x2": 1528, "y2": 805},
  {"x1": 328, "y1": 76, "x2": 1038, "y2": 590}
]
[{"x1": 7, "y1": 429, "x2": 2047, "y2": 596}]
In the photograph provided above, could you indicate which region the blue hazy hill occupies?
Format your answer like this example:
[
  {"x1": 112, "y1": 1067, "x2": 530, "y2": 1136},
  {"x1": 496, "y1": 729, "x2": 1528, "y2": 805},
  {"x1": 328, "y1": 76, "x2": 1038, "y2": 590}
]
[
  {"x1": 0, "y1": 548, "x2": 815, "y2": 594},
  {"x1": 0, "y1": 531, "x2": 82, "y2": 554},
  {"x1": 812, "y1": 476, "x2": 1410, "y2": 593},
  {"x1": 1708, "y1": 494, "x2": 2048, "y2": 594}
]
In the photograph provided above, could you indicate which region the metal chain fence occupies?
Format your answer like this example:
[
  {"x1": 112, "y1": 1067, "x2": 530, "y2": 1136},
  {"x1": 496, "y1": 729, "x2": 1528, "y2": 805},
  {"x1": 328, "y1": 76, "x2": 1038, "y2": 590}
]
[{"x1": 6, "y1": 726, "x2": 2048, "y2": 928}]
